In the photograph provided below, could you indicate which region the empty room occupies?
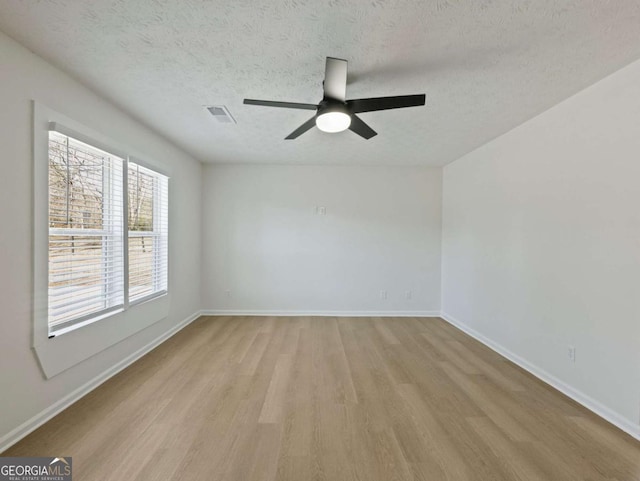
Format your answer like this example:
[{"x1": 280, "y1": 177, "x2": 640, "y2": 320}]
[{"x1": 1, "y1": 1, "x2": 639, "y2": 480}]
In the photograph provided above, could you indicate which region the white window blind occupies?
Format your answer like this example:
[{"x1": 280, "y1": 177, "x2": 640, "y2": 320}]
[
  {"x1": 46, "y1": 127, "x2": 169, "y2": 335},
  {"x1": 128, "y1": 162, "x2": 168, "y2": 303},
  {"x1": 48, "y1": 131, "x2": 125, "y2": 331}
]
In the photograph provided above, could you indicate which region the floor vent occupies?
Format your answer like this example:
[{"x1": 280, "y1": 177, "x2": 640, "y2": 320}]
[{"x1": 206, "y1": 105, "x2": 236, "y2": 123}]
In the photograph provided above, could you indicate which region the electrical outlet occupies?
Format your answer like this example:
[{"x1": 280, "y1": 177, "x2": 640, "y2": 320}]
[
  {"x1": 225, "y1": 289, "x2": 231, "y2": 298},
  {"x1": 380, "y1": 290, "x2": 387, "y2": 300},
  {"x1": 405, "y1": 290, "x2": 412, "y2": 300},
  {"x1": 316, "y1": 206, "x2": 326, "y2": 215},
  {"x1": 567, "y1": 345, "x2": 576, "y2": 362}
]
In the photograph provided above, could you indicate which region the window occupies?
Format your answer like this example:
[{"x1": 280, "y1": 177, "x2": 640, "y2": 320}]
[
  {"x1": 47, "y1": 129, "x2": 168, "y2": 334},
  {"x1": 128, "y1": 162, "x2": 168, "y2": 303}
]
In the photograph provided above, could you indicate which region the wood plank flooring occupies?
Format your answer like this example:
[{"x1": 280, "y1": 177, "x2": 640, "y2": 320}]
[{"x1": 5, "y1": 316, "x2": 640, "y2": 480}]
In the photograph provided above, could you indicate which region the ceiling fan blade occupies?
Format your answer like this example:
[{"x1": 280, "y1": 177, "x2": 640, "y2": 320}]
[
  {"x1": 347, "y1": 94, "x2": 425, "y2": 113},
  {"x1": 244, "y1": 99, "x2": 317, "y2": 110},
  {"x1": 285, "y1": 116, "x2": 317, "y2": 139},
  {"x1": 323, "y1": 57, "x2": 347, "y2": 101},
  {"x1": 349, "y1": 114, "x2": 377, "y2": 139}
]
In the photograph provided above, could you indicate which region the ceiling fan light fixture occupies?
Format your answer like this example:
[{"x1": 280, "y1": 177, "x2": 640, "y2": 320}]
[{"x1": 316, "y1": 111, "x2": 351, "y2": 133}]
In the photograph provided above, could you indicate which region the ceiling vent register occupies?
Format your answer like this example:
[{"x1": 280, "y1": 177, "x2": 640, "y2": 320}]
[{"x1": 206, "y1": 105, "x2": 236, "y2": 123}]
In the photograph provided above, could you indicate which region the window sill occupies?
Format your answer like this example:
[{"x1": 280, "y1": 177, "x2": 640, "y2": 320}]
[
  {"x1": 47, "y1": 292, "x2": 169, "y2": 338},
  {"x1": 48, "y1": 307, "x2": 125, "y2": 338},
  {"x1": 34, "y1": 293, "x2": 170, "y2": 379}
]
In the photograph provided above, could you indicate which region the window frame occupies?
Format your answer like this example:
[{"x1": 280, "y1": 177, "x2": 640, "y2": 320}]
[
  {"x1": 47, "y1": 131, "x2": 126, "y2": 332},
  {"x1": 33, "y1": 103, "x2": 172, "y2": 379},
  {"x1": 44, "y1": 126, "x2": 169, "y2": 336},
  {"x1": 127, "y1": 160, "x2": 169, "y2": 306}
]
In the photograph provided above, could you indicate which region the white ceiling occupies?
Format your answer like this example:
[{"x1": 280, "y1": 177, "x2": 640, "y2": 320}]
[{"x1": 1, "y1": 1, "x2": 640, "y2": 166}]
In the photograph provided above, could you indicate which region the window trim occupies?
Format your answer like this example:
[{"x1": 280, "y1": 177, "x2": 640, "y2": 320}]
[
  {"x1": 33, "y1": 101, "x2": 172, "y2": 379},
  {"x1": 48, "y1": 122, "x2": 127, "y2": 159}
]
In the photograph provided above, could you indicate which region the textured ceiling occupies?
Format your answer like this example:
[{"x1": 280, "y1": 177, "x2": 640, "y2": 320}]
[{"x1": 1, "y1": 1, "x2": 640, "y2": 166}]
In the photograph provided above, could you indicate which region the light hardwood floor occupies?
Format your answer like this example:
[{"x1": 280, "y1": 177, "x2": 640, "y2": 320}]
[{"x1": 5, "y1": 316, "x2": 640, "y2": 480}]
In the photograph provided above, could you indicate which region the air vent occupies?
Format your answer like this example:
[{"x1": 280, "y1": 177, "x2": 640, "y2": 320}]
[{"x1": 206, "y1": 105, "x2": 236, "y2": 123}]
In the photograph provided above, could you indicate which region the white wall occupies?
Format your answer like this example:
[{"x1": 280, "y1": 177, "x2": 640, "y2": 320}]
[
  {"x1": 0, "y1": 31, "x2": 202, "y2": 446},
  {"x1": 442, "y1": 59, "x2": 640, "y2": 434},
  {"x1": 202, "y1": 164, "x2": 442, "y2": 314}
]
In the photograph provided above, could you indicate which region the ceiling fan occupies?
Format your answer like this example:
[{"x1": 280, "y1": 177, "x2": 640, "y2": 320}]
[{"x1": 243, "y1": 57, "x2": 426, "y2": 140}]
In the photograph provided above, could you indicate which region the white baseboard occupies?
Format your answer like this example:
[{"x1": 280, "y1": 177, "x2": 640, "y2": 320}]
[
  {"x1": 4, "y1": 310, "x2": 636, "y2": 453},
  {"x1": 0, "y1": 310, "x2": 202, "y2": 454},
  {"x1": 439, "y1": 312, "x2": 640, "y2": 441},
  {"x1": 201, "y1": 309, "x2": 441, "y2": 317}
]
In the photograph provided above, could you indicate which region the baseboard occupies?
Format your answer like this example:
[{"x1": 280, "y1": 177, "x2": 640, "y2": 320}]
[
  {"x1": 201, "y1": 309, "x2": 441, "y2": 317},
  {"x1": 4, "y1": 310, "x2": 635, "y2": 452},
  {"x1": 0, "y1": 310, "x2": 202, "y2": 454},
  {"x1": 439, "y1": 312, "x2": 640, "y2": 441}
]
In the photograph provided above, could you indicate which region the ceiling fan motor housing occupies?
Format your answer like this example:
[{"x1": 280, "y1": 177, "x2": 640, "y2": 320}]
[{"x1": 317, "y1": 99, "x2": 350, "y2": 115}]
